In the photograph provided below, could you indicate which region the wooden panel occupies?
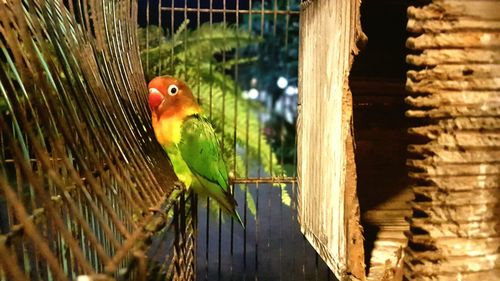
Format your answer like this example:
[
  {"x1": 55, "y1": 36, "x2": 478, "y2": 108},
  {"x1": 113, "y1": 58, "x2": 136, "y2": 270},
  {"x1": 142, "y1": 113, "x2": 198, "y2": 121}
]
[{"x1": 297, "y1": 0, "x2": 366, "y2": 280}]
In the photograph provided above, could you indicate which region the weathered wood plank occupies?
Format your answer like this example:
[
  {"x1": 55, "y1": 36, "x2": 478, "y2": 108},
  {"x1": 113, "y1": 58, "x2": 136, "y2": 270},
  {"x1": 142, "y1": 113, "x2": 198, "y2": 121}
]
[
  {"x1": 407, "y1": 64, "x2": 500, "y2": 81},
  {"x1": 406, "y1": 174, "x2": 499, "y2": 191},
  {"x1": 407, "y1": 1, "x2": 500, "y2": 21},
  {"x1": 406, "y1": 92, "x2": 500, "y2": 108},
  {"x1": 406, "y1": 105, "x2": 500, "y2": 118},
  {"x1": 407, "y1": 32, "x2": 500, "y2": 49},
  {"x1": 407, "y1": 49, "x2": 500, "y2": 66},
  {"x1": 404, "y1": 269, "x2": 500, "y2": 281},
  {"x1": 408, "y1": 219, "x2": 500, "y2": 238},
  {"x1": 404, "y1": 251, "x2": 500, "y2": 275},
  {"x1": 407, "y1": 18, "x2": 500, "y2": 33},
  {"x1": 297, "y1": 0, "x2": 366, "y2": 280},
  {"x1": 413, "y1": 187, "x2": 500, "y2": 205},
  {"x1": 407, "y1": 148, "x2": 500, "y2": 163},
  {"x1": 406, "y1": 77, "x2": 500, "y2": 92}
]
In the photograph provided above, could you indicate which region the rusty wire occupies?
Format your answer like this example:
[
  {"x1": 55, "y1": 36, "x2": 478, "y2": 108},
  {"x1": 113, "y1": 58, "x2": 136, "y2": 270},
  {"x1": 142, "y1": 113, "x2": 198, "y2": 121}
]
[
  {"x1": 0, "y1": 0, "x2": 191, "y2": 280},
  {"x1": 152, "y1": 1, "x2": 325, "y2": 281},
  {"x1": 0, "y1": 0, "x2": 331, "y2": 280}
]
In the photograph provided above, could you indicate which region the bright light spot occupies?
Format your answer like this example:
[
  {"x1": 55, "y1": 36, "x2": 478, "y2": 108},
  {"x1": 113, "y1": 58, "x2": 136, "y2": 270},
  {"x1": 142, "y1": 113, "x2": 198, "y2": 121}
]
[
  {"x1": 248, "y1": 88, "x2": 259, "y2": 99},
  {"x1": 277, "y1": 76, "x2": 288, "y2": 89},
  {"x1": 285, "y1": 86, "x2": 298, "y2": 96},
  {"x1": 250, "y1": 78, "x2": 258, "y2": 87}
]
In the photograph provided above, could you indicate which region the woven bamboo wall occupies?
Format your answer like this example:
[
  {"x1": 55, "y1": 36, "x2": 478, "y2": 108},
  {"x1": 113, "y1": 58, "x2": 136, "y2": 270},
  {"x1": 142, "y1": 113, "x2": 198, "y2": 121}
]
[{"x1": 405, "y1": 1, "x2": 500, "y2": 280}]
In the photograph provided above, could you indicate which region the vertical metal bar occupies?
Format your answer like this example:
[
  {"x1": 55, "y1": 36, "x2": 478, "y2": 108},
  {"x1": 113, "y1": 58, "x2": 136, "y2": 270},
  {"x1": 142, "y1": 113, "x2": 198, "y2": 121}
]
[
  {"x1": 205, "y1": 197, "x2": 210, "y2": 281},
  {"x1": 218, "y1": 1, "x2": 228, "y2": 278},
  {"x1": 273, "y1": 0, "x2": 278, "y2": 36},
  {"x1": 208, "y1": 0, "x2": 214, "y2": 118},
  {"x1": 191, "y1": 192, "x2": 198, "y2": 281},
  {"x1": 196, "y1": 0, "x2": 201, "y2": 102},
  {"x1": 205, "y1": 2, "x2": 214, "y2": 279},
  {"x1": 157, "y1": 0, "x2": 166, "y2": 75},
  {"x1": 169, "y1": 0, "x2": 175, "y2": 74},
  {"x1": 183, "y1": 0, "x2": 188, "y2": 80},
  {"x1": 217, "y1": 208, "x2": 222, "y2": 278},
  {"x1": 255, "y1": 1, "x2": 267, "y2": 280},
  {"x1": 144, "y1": 0, "x2": 149, "y2": 76},
  {"x1": 243, "y1": 1, "x2": 253, "y2": 278},
  {"x1": 230, "y1": 3, "x2": 240, "y2": 279}
]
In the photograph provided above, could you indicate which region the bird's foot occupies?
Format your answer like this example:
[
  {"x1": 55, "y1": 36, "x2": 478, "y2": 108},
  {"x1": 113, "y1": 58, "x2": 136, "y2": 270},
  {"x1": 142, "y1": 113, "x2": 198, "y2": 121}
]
[{"x1": 173, "y1": 181, "x2": 184, "y2": 190}]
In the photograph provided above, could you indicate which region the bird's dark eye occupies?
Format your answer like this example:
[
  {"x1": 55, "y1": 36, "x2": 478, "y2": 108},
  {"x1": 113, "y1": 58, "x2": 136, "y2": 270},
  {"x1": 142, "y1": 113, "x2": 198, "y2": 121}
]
[{"x1": 168, "y1": 85, "x2": 178, "y2": 96}]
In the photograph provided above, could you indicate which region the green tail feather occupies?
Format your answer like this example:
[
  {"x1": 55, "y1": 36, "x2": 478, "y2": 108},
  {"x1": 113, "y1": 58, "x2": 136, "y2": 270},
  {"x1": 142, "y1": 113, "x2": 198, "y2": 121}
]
[
  {"x1": 232, "y1": 209, "x2": 245, "y2": 229},
  {"x1": 192, "y1": 173, "x2": 245, "y2": 228}
]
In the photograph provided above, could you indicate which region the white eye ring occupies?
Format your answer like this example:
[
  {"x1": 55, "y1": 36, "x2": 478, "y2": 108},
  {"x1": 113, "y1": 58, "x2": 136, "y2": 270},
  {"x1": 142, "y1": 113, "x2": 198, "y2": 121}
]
[{"x1": 167, "y1": 85, "x2": 179, "y2": 96}]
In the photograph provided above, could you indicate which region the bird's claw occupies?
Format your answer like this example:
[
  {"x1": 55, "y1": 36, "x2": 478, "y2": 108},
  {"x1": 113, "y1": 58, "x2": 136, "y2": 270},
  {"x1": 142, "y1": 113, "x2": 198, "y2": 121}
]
[{"x1": 173, "y1": 181, "x2": 184, "y2": 190}]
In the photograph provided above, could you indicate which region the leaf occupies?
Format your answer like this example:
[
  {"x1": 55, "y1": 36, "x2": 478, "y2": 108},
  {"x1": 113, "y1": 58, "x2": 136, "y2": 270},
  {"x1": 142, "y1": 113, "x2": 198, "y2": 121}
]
[
  {"x1": 139, "y1": 21, "x2": 292, "y2": 212},
  {"x1": 274, "y1": 183, "x2": 291, "y2": 207},
  {"x1": 243, "y1": 185, "x2": 257, "y2": 217}
]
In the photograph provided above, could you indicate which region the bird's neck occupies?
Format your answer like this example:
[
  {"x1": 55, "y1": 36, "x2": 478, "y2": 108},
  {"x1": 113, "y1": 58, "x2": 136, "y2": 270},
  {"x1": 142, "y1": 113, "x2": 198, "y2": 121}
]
[{"x1": 152, "y1": 105, "x2": 201, "y2": 146}]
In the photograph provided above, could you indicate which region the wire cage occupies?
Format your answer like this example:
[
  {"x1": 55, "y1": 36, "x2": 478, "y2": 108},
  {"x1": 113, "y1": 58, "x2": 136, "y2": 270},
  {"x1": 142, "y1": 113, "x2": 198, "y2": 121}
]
[
  {"x1": 0, "y1": 0, "x2": 337, "y2": 281},
  {"x1": 140, "y1": 0, "x2": 337, "y2": 280},
  {"x1": 0, "y1": 1, "x2": 194, "y2": 280}
]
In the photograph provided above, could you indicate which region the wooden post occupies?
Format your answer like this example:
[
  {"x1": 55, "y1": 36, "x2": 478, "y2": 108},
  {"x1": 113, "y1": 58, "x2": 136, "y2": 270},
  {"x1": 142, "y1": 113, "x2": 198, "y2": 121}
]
[
  {"x1": 405, "y1": 1, "x2": 500, "y2": 280},
  {"x1": 297, "y1": 0, "x2": 366, "y2": 280}
]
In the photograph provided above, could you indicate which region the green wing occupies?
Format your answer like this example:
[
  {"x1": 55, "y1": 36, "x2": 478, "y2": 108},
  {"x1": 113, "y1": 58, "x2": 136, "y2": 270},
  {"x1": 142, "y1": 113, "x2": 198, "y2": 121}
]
[{"x1": 178, "y1": 115, "x2": 234, "y2": 203}]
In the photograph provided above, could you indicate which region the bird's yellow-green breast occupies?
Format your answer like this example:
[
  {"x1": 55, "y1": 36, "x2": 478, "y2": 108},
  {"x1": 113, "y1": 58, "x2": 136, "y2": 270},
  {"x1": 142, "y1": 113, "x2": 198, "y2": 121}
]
[{"x1": 151, "y1": 107, "x2": 199, "y2": 146}]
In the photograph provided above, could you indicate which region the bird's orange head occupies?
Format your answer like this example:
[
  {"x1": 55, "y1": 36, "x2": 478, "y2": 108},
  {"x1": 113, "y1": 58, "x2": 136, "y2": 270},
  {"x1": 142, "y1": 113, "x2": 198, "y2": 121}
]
[{"x1": 148, "y1": 76, "x2": 201, "y2": 119}]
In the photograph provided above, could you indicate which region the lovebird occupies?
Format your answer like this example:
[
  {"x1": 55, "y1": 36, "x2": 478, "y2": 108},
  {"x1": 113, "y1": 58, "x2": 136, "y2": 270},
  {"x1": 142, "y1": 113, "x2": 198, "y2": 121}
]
[{"x1": 148, "y1": 76, "x2": 244, "y2": 227}]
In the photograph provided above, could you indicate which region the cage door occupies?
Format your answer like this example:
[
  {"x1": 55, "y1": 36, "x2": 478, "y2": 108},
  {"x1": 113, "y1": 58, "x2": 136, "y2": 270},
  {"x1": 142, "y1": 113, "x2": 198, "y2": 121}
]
[{"x1": 297, "y1": 0, "x2": 366, "y2": 280}]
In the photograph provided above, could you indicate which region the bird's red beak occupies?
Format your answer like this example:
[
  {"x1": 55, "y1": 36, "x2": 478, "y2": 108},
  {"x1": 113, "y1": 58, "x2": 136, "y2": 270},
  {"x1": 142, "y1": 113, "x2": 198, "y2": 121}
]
[{"x1": 148, "y1": 88, "x2": 164, "y2": 111}]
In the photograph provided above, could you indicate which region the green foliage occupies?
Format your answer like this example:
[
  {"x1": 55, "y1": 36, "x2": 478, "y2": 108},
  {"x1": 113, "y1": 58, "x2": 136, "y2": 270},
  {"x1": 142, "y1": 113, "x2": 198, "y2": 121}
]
[
  {"x1": 238, "y1": 2, "x2": 300, "y2": 170},
  {"x1": 138, "y1": 21, "x2": 290, "y2": 214}
]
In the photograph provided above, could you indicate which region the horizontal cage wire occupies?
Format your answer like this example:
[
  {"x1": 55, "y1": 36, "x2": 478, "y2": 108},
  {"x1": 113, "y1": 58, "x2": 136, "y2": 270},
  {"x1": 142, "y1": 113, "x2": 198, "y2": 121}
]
[
  {"x1": 0, "y1": 0, "x2": 338, "y2": 281},
  {"x1": 0, "y1": 1, "x2": 194, "y2": 281},
  {"x1": 140, "y1": 0, "x2": 335, "y2": 280}
]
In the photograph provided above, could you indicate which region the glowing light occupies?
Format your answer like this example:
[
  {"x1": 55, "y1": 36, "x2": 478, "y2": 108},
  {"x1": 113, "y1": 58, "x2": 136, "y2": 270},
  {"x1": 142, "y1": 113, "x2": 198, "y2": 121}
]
[
  {"x1": 248, "y1": 88, "x2": 259, "y2": 99},
  {"x1": 277, "y1": 76, "x2": 288, "y2": 89},
  {"x1": 285, "y1": 86, "x2": 298, "y2": 96},
  {"x1": 251, "y1": 78, "x2": 258, "y2": 87}
]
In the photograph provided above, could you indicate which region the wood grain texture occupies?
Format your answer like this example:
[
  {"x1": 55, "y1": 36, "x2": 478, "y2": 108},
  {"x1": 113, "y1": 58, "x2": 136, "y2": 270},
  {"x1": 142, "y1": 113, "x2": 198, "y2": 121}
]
[
  {"x1": 297, "y1": 0, "x2": 365, "y2": 280},
  {"x1": 404, "y1": 0, "x2": 500, "y2": 280}
]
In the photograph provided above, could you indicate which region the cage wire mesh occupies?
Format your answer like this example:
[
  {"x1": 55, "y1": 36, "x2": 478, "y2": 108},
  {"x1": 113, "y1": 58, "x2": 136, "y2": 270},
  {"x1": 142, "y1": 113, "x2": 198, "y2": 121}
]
[
  {"x1": 0, "y1": 0, "x2": 337, "y2": 280},
  {"x1": 0, "y1": 1, "x2": 195, "y2": 280},
  {"x1": 141, "y1": 0, "x2": 336, "y2": 281}
]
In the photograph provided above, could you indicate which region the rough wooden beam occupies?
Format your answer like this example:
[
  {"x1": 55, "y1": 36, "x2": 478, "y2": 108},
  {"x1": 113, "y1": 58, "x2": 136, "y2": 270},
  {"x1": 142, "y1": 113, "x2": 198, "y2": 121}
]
[
  {"x1": 407, "y1": 18, "x2": 500, "y2": 33},
  {"x1": 297, "y1": 0, "x2": 366, "y2": 280},
  {"x1": 407, "y1": 1, "x2": 500, "y2": 20},
  {"x1": 404, "y1": 0, "x2": 500, "y2": 280},
  {"x1": 407, "y1": 49, "x2": 500, "y2": 66}
]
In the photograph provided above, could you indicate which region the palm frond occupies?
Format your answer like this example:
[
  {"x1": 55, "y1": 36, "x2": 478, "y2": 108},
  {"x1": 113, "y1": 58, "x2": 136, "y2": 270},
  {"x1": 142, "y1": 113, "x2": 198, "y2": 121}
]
[{"x1": 139, "y1": 21, "x2": 291, "y2": 214}]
